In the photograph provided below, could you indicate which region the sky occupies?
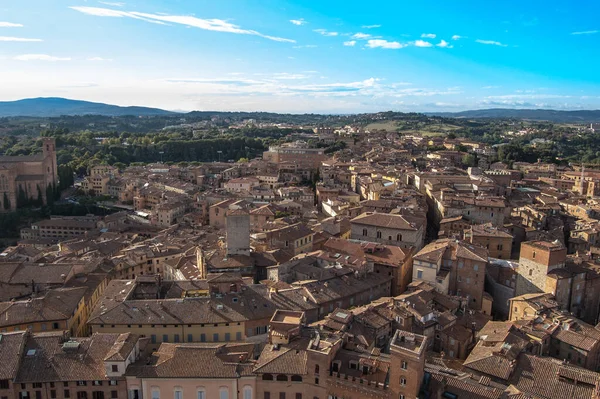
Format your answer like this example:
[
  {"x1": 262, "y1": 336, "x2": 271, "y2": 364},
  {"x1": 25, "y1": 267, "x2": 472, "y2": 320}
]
[{"x1": 1, "y1": 0, "x2": 600, "y2": 113}]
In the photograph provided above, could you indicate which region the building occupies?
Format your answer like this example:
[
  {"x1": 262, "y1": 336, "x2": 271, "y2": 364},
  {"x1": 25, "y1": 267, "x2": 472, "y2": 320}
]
[
  {"x1": 389, "y1": 330, "x2": 428, "y2": 399},
  {"x1": 0, "y1": 137, "x2": 58, "y2": 212},
  {"x1": 14, "y1": 332, "x2": 140, "y2": 399},
  {"x1": 263, "y1": 144, "x2": 327, "y2": 170},
  {"x1": 464, "y1": 223, "x2": 513, "y2": 259},
  {"x1": 412, "y1": 239, "x2": 489, "y2": 311},
  {"x1": 350, "y1": 212, "x2": 425, "y2": 250},
  {"x1": 515, "y1": 240, "x2": 567, "y2": 297}
]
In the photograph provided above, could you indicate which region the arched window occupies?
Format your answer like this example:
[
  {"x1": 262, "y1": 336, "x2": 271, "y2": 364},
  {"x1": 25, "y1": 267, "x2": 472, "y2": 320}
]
[
  {"x1": 0, "y1": 175, "x2": 8, "y2": 191},
  {"x1": 197, "y1": 388, "x2": 206, "y2": 399},
  {"x1": 362, "y1": 229, "x2": 368, "y2": 236},
  {"x1": 219, "y1": 387, "x2": 229, "y2": 399},
  {"x1": 315, "y1": 364, "x2": 320, "y2": 374},
  {"x1": 174, "y1": 387, "x2": 183, "y2": 399},
  {"x1": 376, "y1": 231, "x2": 382, "y2": 239},
  {"x1": 397, "y1": 234, "x2": 402, "y2": 241},
  {"x1": 291, "y1": 375, "x2": 303, "y2": 382},
  {"x1": 400, "y1": 376, "x2": 407, "y2": 386},
  {"x1": 262, "y1": 374, "x2": 273, "y2": 381},
  {"x1": 276, "y1": 375, "x2": 288, "y2": 381},
  {"x1": 243, "y1": 386, "x2": 252, "y2": 399}
]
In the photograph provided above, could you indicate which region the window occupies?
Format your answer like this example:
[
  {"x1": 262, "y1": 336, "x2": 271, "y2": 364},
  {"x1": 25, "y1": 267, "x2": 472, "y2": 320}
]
[
  {"x1": 0, "y1": 380, "x2": 9, "y2": 389},
  {"x1": 33, "y1": 384, "x2": 42, "y2": 389},
  {"x1": 35, "y1": 392, "x2": 41, "y2": 399},
  {"x1": 314, "y1": 365, "x2": 319, "y2": 374},
  {"x1": 188, "y1": 334, "x2": 193, "y2": 343},
  {"x1": 219, "y1": 388, "x2": 229, "y2": 399},
  {"x1": 279, "y1": 394, "x2": 285, "y2": 399},
  {"x1": 417, "y1": 270, "x2": 423, "y2": 279},
  {"x1": 111, "y1": 392, "x2": 117, "y2": 399},
  {"x1": 236, "y1": 332, "x2": 242, "y2": 341},
  {"x1": 77, "y1": 382, "x2": 87, "y2": 387},
  {"x1": 243, "y1": 386, "x2": 252, "y2": 399},
  {"x1": 264, "y1": 394, "x2": 270, "y2": 399},
  {"x1": 225, "y1": 333, "x2": 231, "y2": 342},
  {"x1": 93, "y1": 382, "x2": 102, "y2": 387},
  {"x1": 276, "y1": 375, "x2": 288, "y2": 381},
  {"x1": 532, "y1": 251, "x2": 536, "y2": 259},
  {"x1": 295, "y1": 395, "x2": 302, "y2": 399},
  {"x1": 376, "y1": 231, "x2": 382, "y2": 239},
  {"x1": 397, "y1": 234, "x2": 402, "y2": 241},
  {"x1": 92, "y1": 392, "x2": 104, "y2": 399},
  {"x1": 174, "y1": 334, "x2": 180, "y2": 343},
  {"x1": 50, "y1": 391, "x2": 57, "y2": 399},
  {"x1": 65, "y1": 391, "x2": 71, "y2": 399},
  {"x1": 109, "y1": 381, "x2": 117, "y2": 387},
  {"x1": 291, "y1": 375, "x2": 302, "y2": 382},
  {"x1": 197, "y1": 389, "x2": 205, "y2": 399},
  {"x1": 362, "y1": 229, "x2": 367, "y2": 236},
  {"x1": 473, "y1": 264, "x2": 479, "y2": 271},
  {"x1": 111, "y1": 365, "x2": 119, "y2": 372},
  {"x1": 314, "y1": 378, "x2": 319, "y2": 385},
  {"x1": 152, "y1": 390, "x2": 160, "y2": 399},
  {"x1": 77, "y1": 393, "x2": 88, "y2": 399},
  {"x1": 400, "y1": 377, "x2": 407, "y2": 386},
  {"x1": 529, "y1": 269, "x2": 533, "y2": 276},
  {"x1": 401, "y1": 361, "x2": 408, "y2": 370},
  {"x1": 262, "y1": 374, "x2": 273, "y2": 381},
  {"x1": 213, "y1": 333, "x2": 219, "y2": 342},
  {"x1": 200, "y1": 334, "x2": 206, "y2": 342},
  {"x1": 174, "y1": 389, "x2": 183, "y2": 399}
]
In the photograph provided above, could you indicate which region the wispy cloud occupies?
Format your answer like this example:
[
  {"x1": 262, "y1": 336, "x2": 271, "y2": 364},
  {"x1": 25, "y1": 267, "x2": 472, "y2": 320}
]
[
  {"x1": 475, "y1": 39, "x2": 507, "y2": 47},
  {"x1": 421, "y1": 33, "x2": 436, "y2": 39},
  {"x1": 0, "y1": 36, "x2": 42, "y2": 42},
  {"x1": 14, "y1": 54, "x2": 71, "y2": 61},
  {"x1": 571, "y1": 30, "x2": 598, "y2": 35},
  {"x1": 70, "y1": 6, "x2": 295, "y2": 43},
  {"x1": 98, "y1": 1, "x2": 125, "y2": 6},
  {"x1": 343, "y1": 40, "x2": 356, "y2": 47},
  {"x1": 436, "y1": 40, "x2": 452, "y2": 48},
  {"x1": 290, "y1": 18, "x2": 306, "y2": 26},
  {"x1": 451, "y1": 35, "x2": 463, "y2": 40},
  {"x1": 352, "y1": 32, "x2": 372, "y2": 40},
  {"x1": 366, "y1": 39, "x2": 406, "y2": 49},
  {"x1": 413, "y1": 40, "x2": 433, "y2": 47},
  {"x1": 481, "y1": 85, "x2": 500, "y2": 89},
  {"x1": 362, "y1": 24, "x2": 381, "y2": 29},
  {"x1": 313, "y1": 28, "x2": 338, "y2": 36},
  {"x1": 0, "y1": 22, "x2": 23, "y2": 28},
  {"x1": 87, "y1": 56, "x2": 112, "y2": 61},
  {"x1": 293, "y1": 44, "x2": 317, "y2": 48}
]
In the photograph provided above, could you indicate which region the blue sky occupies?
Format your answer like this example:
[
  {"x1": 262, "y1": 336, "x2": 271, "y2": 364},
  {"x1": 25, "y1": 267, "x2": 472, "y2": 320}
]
[{"x1": 1, "y1": 0, "x2": 599, "y2": 113}]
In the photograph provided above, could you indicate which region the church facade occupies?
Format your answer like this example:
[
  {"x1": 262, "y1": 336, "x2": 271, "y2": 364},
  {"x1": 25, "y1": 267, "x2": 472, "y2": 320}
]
[{"x1": 0, "y1": 137, "x2": 58, "y2": 212}]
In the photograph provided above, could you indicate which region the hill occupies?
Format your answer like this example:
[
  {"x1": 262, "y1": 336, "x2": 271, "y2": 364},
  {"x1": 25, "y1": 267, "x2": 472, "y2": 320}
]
[
  {"x1": 426, "y1": 108, "x2": 600, "y2": 123},
  {"x1": 0, "y1": 97, "x2": 177, "y2": 117}
]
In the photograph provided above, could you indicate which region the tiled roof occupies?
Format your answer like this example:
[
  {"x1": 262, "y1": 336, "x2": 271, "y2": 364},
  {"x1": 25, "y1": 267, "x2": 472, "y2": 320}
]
[
  {"x1": 351, "y1": 212, "x2": 422, "y2": 231},
  {"x1": 254, "y1": 340, "x2": 309, "y2": 375},
  {"x1": 0, "y1": 331, "x2": 27, "y2": 380}
]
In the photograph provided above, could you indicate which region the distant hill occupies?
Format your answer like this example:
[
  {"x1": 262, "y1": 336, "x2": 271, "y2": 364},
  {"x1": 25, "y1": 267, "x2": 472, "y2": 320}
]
[
  {"x1": 0, "y1": 97, "x2": 177, "y2": 117},
  {"x1": 426, "y1": 108, "x2": 600, "y2": 123}
]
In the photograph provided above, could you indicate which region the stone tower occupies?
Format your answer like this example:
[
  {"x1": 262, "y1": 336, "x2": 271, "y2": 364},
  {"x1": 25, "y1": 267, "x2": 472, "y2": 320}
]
[
  {"x1": 389, "y1": 330, "x2": 427, "y2": 399},
  {"x1": 226, "y1": 210, "x2": 250, "y2": 256},
  {"x1": 42, "y1": 137, "x2": 58, "y2": 188},
  {"x1": 515, "y1": 240, "x2": 567, "y2": 297}
]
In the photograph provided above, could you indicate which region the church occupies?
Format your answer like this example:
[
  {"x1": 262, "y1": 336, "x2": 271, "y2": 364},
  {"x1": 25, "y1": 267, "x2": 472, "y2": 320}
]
[{"x1": 0, "y1": 137, "x2": 58, "y2": 212}]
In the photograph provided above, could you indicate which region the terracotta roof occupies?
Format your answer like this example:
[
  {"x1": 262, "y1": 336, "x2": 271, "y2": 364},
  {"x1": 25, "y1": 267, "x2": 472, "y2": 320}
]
[
  {"x1": 351, "y1": 212, "x2": 422, "y2": 231},
  {"x1": 0, "y1": 331, "x2": 27, "y2": 380}
]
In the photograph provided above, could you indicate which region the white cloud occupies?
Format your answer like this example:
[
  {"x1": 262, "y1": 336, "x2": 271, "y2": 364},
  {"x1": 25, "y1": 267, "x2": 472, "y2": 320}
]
[
  {"x1": 14, "y1": 54, "x2": 71, "y2": 61},
  {"x1": 293, "y1": 44, "x2": 317, "y2": 48},
  {"x1": 0, "y1": 36, "x2": 42, "y2": 42},
  {"x1": 421, "y1": 33, "x2": 436, "y2": 39},
  {"x1": 436, "y1": 40, "x2": 452, "y2": 48},
  {"x1": 481, "y1": 85, "x2": 500, "y2": 89},
  {"x1": 413, "y1": 40, "x2": 433, "y2": 47},
  {"x1": 362, "y1": 24, "x2": 381, "y2": 29},
  {"x1": 87, "y1": 57, "x2": 113, "y2": 61},
  {"x1": 290, "y1": 19, "x2": 306, "y2": 26},
  {"x1": 352, "y1": 32, "x2": 371, "y2": 39},
  {"x1": 70, "y1": 6, "x2": 295, "y2": 42},
  {"x1": 451, "y1": 35, "x2": 463, "y2": 40},
  {"x1": 0, "y1": 22, "x2": 23, "y2": 28},
  {"x1": 343, "y1": 40, "x2": 356, "y2": 46},
  {"x1": 476, "y1": 39, "x2": 508, "y2": 47},
  {"x1": 366, "y1": 39, "x2": 406, "y2": 49},
  {"x1": 98, "y1": 1, "x2": 125, "y2": 6},
  {"x1": 313, "y1": 28, "x2": 338, "y2": 36},
  {"x1": 571, "y1": 30, "x2": 598, "y2": 35}
]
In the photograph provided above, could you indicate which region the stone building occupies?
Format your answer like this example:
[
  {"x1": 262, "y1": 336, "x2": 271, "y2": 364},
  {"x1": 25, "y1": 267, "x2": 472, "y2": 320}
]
[
  {"x1": 515, "y1": 240, "x2": 567, "y2": 297},
  {"x1": 350, "y1": 212, "x2": 425, "y2": 250},
  {"x1": 0, "y1": 137, "x2": 58, "y2": 211}
]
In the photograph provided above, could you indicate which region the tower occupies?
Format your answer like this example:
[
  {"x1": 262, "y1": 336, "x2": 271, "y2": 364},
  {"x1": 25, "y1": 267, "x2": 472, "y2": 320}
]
[
  {"x1": 226, "y1": 210, "x2": 250, "y2": 256},
  {"x1": 389, "y1": 330, "x2": 427, "y2": 399},
  {"x1": 515, "y1": 240, "x2": 567, "y2": 297},
  {"x1": 196, "y1": 246, "x2": 207, "y2": 280},
  {"x1": 42, "y1": 137, "x2": 58, "y2": 187}
]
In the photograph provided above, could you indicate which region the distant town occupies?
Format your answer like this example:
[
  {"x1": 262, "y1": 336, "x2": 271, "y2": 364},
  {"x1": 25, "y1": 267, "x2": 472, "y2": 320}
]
[{"x1": 1, "y1": 112, "x2": 600, "y2": 399}]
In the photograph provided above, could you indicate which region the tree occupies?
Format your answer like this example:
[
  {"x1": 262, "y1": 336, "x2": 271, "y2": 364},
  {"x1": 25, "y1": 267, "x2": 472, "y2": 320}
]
[
  {"x1": 17, "y1": 186, "x2": 27, "y2": 208},
  {"x1": 462, "y1": 153, "x2": 478, "y2": 168},
  {"x1": 36, "y1": 185, "x2": 43, "y2": 207},
  {"x1": 46, "y1": 184, "x2": 55, "y2": 207}
]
